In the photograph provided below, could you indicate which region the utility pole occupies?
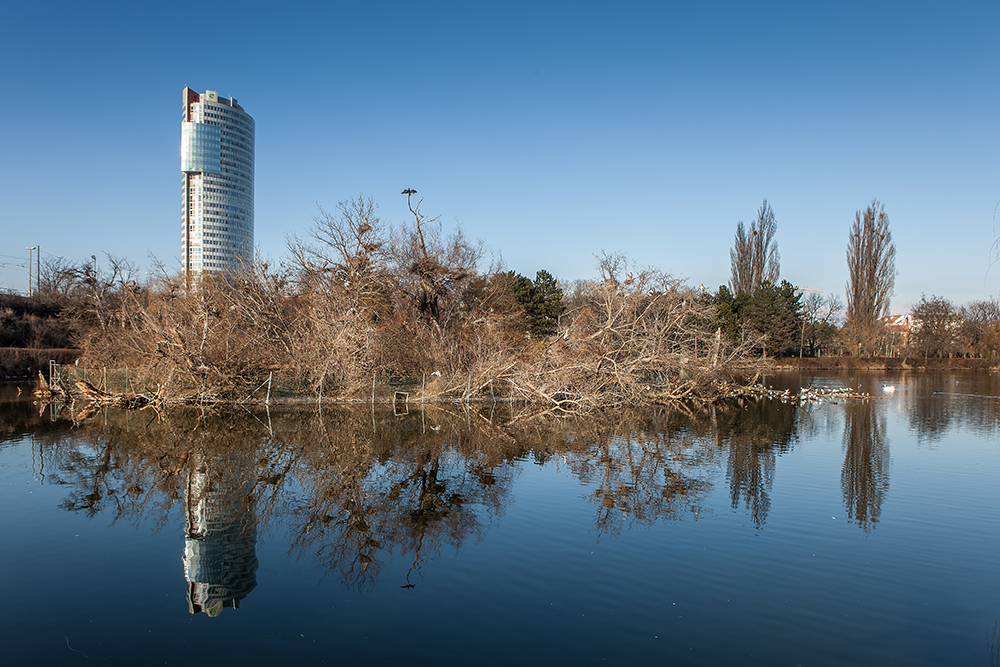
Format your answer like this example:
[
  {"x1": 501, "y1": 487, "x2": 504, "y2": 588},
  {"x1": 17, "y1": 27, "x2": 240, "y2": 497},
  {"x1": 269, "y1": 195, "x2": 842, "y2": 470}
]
[{"x1": 25, "y1": 246, "x2": 38, "y2": 297}]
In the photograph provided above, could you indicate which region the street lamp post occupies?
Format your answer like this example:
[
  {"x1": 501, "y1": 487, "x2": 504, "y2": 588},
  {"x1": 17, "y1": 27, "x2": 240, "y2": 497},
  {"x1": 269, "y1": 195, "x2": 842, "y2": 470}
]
[{"x1": 25, "y1": 246, "x2": 39, "y2": 297}]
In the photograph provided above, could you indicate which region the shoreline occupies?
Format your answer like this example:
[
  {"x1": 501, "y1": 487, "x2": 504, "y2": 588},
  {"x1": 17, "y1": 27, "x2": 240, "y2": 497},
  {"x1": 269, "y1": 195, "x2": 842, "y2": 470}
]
[{"x1": 765, "y1": 356, "x2": 1000, "y2": 371}]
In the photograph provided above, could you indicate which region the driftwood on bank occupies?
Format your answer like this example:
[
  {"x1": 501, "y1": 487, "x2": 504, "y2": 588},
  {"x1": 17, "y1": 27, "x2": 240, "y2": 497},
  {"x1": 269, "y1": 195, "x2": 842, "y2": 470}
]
[
  {"x1": 33, "y1": 370, "x2": 54, "y2": 398},
  {"x1": 74, "y1": 380, "x2": 153, "y2": 409},
  {"x1": 33, "y1": 369, "x2": 76, "y2": 400}
]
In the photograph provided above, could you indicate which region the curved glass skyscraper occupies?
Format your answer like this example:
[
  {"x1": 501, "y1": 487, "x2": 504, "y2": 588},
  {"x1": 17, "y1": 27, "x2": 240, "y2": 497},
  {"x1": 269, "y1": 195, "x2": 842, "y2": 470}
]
[{"x1": 181, "y1": 87, "x2": 254, "y2": 285}]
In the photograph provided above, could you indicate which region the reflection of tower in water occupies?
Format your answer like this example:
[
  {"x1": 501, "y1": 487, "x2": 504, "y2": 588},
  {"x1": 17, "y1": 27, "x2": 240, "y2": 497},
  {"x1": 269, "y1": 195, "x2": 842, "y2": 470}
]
[{"x1": 183, "y1": 449, "x2": 259, "y2": 616}]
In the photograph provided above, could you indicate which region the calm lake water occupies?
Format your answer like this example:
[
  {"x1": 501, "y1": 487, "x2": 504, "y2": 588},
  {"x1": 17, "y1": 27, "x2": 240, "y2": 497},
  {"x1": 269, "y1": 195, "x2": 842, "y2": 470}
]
[{"x1": 1, "y1": 371, "x2": 998, "y2": 666}]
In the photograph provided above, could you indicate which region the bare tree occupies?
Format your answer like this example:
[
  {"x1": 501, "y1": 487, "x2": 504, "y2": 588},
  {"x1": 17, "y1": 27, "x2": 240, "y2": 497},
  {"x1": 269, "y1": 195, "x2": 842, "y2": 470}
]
[
  {"x1": 289, "y1": 196, "x2": 390, "y2": 318},
  {"x1": 845, "y1": 199, "x2": 896, "y2": 355},
  {"x1": 287, "y1": 196, "x2": 391, "y2": 390},
  {"x1": 729, "y1": 200, "x2": 780, "y2": 294},
  {"x1": 800, "y1": 292, "x2": 842, "y2": 357},
  {"x1": 37, "y1": 256, "x2": 80, "y2": 303},
  {"x1": 391, "y1": 190, "x2": 482, "y2": 328},
  {"x1": 959, "y1": 297, "x2": 1000, "y2": 358},
  {"x1": 912, "y1": 294, "x2": 959, "y2": 358}
]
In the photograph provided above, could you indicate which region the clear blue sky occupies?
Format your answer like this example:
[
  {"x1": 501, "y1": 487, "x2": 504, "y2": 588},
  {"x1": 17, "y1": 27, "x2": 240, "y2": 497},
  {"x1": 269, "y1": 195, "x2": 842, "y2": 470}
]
[{"x1": 2, "y1": 1, "x2": 999, "y2": 313}]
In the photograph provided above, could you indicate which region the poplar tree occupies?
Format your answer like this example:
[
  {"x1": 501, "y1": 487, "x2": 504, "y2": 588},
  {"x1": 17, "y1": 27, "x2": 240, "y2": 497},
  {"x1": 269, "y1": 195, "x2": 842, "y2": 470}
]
[
  {"x1": 845, "y1": 199, "x2": 896, "y2": 355},
  {"x1": 729, "y1": 200, "x2": 780, "y2": 294}
]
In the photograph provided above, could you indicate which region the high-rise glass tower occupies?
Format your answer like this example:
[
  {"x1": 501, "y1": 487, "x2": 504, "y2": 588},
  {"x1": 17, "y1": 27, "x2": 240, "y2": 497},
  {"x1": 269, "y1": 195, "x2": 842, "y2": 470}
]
[{"x1": 181, "y1": 87, "x2": 254, "y2": 285}]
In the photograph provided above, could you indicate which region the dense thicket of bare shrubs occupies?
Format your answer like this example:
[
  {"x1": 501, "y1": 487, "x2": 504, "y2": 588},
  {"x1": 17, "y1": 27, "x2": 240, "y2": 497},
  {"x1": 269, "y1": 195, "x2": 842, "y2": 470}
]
[
  {"x1": 503, "y1": 253, "x2": 760, "y2": 410},
  {"x1": 37, "y1": 196, "x2": 763, "y2": 408},
  {"x1": 71, "y1": 261, "x2": 293, "y2": 400},
  {"x1": 0, "y1": 294, "x2": 71, "y2": 349}
]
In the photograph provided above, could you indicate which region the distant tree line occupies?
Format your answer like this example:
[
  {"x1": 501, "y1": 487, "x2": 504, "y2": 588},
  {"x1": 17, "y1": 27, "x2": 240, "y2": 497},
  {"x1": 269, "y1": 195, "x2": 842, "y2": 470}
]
[
  {"x1": 713, "y1": 197, "x2": 1000, "y2": 359},
  {"x1": 907, "y1": 294, "x2": 1000, "y2": 358},
  {"x1": 8, "y1": 193, "x2": 1000, "y2": 391}
]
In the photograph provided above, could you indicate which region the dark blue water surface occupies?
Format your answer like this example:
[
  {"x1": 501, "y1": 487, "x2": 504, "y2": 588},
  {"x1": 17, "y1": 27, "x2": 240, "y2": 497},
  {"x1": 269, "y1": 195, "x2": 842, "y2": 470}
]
[{"x1": 1, "y1": 371, "x2": 998, "y2": 665}]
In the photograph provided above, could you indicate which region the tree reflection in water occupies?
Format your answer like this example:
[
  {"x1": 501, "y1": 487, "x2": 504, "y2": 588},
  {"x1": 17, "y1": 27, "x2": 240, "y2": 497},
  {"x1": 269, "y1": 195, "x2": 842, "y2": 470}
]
[
  {"x1": 841, "y1": 378, "x2": 890, "y2": 532},
  {"x1": 715, "y1": 399, "x2": 798, "y2": 529},
  {"x1": 285, "y1": 407, "x2": 521, "y2": 591},
  {"x1": 901, "y1": 372, "x2": 1000, "y2": 444},
  {"x1": 24, "y1": 400, "x2": 810, "y2": 594},
  {"x1": 549, "y1": 409, "x2": 716, "y2": 536},
  {"x1": 905, "y1": 372, "x2": 956, "y2": 443}
]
